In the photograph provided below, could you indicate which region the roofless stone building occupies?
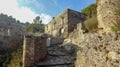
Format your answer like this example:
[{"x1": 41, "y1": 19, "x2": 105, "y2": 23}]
[{"x1": 45, "y1": 9, "x2": 86, "y2": 37}]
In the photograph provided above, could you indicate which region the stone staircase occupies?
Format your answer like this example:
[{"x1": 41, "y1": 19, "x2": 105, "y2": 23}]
[{"x1": 35, "y1": 44, "x2": 76, "y2": 67}]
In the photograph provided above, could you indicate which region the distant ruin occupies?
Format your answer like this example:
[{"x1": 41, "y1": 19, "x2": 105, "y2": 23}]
[{"x1": 0, "y1": 27, "x2": 11, "y2": 37}]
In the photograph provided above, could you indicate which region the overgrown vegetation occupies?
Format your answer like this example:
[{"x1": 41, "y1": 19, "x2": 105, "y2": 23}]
[
  {"x1": 111, "y1": 23, "x2": 120, "y2": 32},
  {"x1": 81, "y1": 3, "x2": 98, "y2": 32},
  {"x1": 25, "y1": 16, "x2": 45, "y2": 33},
  {"x1": 0, "y1": 46, "x2": 23, "y2": 67},
  {"x1": 115, "y1": 0, "x2": 120, "y2": 15},
  {"x1": 84, "y1": 16, "x2": 98, "y2": 32},
  {"x1": 0, "y1": 13, "x2": 23, "y2": 24},
  {"x1": 8, "y1": 46, "x2": 23, "y2": 67},
  {"x1": 0, "y1": 52, "x2": 11, "y2": 66},
  {"x1": 112, "y1": 0, "x2": 120, "y2": 31},
  {"x1": 0, "y1": 35, "x2": 23, "y2": 67},
  {"x1": 81, "y1": 4, "x2": 97, "y2": 18}
]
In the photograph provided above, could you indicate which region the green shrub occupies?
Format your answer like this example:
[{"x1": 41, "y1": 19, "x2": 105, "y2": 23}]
[
  {"x1": 84, "y1": 16, "x2": 98, "y2": 32},
  {"x1": 0, "y1": 53, "x2": 11, "y2": 66},
  {"x1": 25, "y1": 16, "x2": 45, "y2": 33},
  {"x1": 111, "y1": 23, "x2": 120, "y2": 32},
  {"x1": 8, "y1": 47, "x2": 23, "y2": 67},
  {"x1": 81, "y1": 4, "x2": 97, "y2": 18},
  {"x1": 0, "y1": 46, "x2": 23, "y2": 67}
]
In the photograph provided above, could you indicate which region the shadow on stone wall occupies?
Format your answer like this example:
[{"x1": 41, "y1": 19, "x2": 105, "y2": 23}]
[{"x1": 0, "y1": 35, "x2": 23, "y2": 54}]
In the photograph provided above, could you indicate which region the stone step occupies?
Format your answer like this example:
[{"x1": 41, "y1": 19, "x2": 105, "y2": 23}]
[
  {"x1": 47, "y1": 46, "x2": 68, "y2": 56},
  {"x1": 35, "y1": 64, "x2": 73, "y2": 67},
  {"x1": 48, "y1": 50, "x2": 68, "y2": 56},
  {"x1": 36, "y1": 56, "x2": 73, "y2": 66}
]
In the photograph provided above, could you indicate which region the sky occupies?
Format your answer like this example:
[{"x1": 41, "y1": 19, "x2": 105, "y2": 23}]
[{"x1": 0, "y1": 0, "x2": 96, "y2": 24}]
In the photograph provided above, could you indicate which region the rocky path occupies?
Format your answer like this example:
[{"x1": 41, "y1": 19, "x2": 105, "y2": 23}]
[{"x1": 35, "y1": 43, "x2": 76, "y2": 67}]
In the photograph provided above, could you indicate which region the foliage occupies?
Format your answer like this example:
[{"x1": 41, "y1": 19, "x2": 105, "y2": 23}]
[
  {"x1": 113, "y1": 0, "x2": 120, "y2": 31},
  {"x1": 0, "y1": 36, "x2": 23, "y2": 67},
  {"x1": 25, "y1": 16, "x2": 45, "y2": 33},
  {"x1": 0, "y1": 53, "x2": 11, "y2": 66},
  {"x1": 84, "y1": 16, "x2": 98, "y2": 32},
  {"x1": 0, "y1": 47, "x2": 23, "y2": 67},
  {"x1": 81, "y1": 3, "x2": 98, "y2": 32},
  {"x1": 8, "y1": 47, "x2": 23, "y2": 67},
  {"x1": 115, "y1": 0, "x2": 120, "y2": 15},
  {"x1": 111, "y1": 23, "x2": 120, "y2": 32},
  {"x1": 81, "y1": 4, "x2": 97, "y2": 18},
  {"x1": 0, "y1": 13, "x2": 18, "y2": 23}
]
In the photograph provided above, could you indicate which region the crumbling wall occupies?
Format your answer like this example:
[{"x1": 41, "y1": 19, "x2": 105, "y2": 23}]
[
  {"x1": 97, "y1": 0, "x2": 120, "y2": 33},
  {"x1": 45, "y1": 9, "x2": 68, "y2": 37},
  {"x1": 22, "y1": 35, "x2": 47, "y2": 67},
  {"x1": 68, "y1": 31, "x2": 120, "y2": 67},
  {"x1": 75, "y1": 32, "x2": 120, "y2": 67},
  {"x1": 45, "y1": 9, "x2": 85, "y2": 38}
]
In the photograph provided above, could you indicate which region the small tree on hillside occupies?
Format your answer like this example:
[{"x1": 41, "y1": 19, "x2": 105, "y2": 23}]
[{"x1": 25, "y1": 16, "x2": 45, "y2": 33}]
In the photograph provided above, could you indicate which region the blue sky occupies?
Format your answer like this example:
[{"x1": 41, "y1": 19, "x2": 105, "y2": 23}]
[
  {"x1": 17, "y1": 0, "x2": 96, "y2": 17},
  {"x1": 0, "y1": 0, "x2": 96, "y2": 24}
]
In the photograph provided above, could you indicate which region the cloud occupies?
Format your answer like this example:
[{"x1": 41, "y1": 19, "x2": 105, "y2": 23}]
[
  {"x1": 0, "y1": 0, "x2": 51, "y2": 24},
  {"x1": 17, "y1": 0, "x2": 45, "y2": 11},
  {"x1": 40, "y1": 14, "x2": 52, "y2": 24},
  {"x1": 51, "y1": 0, "x2": 62, "y2": 10}
]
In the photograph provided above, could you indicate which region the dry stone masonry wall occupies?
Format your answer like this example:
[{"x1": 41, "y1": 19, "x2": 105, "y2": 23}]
[
  {"x1": 22, "y1": 35, "x2": 47, "y2": 67},
  {"x1": 97, "y1": 0, "x2": 120, "y2": 33},
  {"x1": 45, "y1": 9, "x2": 85, "y2": 38},
  {"x1": 74, "y1": 32, "x2": 120, "y2": 67}
]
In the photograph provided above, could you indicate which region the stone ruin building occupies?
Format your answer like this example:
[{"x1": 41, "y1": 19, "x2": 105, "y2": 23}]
[
  {"x1": 0, "y1": 27, "x2": 11, "y2": 37},
  {"x1": 45, "y1": 9, "x2": 86, "y2": 37}
]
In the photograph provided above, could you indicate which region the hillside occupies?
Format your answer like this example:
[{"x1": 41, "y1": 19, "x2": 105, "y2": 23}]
[{"x1": 0, "y1": 13, "x2": 25, "y2": 51}]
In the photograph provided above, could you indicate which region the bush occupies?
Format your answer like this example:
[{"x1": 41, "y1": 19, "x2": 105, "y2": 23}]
[
  {"x1": 25, "y1": 16, "x2": 45, "y2": 33},
  {"x1": 81, "y1": 4, "x2": 97, "y2": 18},
  {"x1": 111, "y1": 23, "x2": 120, "y2": 32},
  {"x1": 25, "y1": 23, "x2": 45, "y2": 33},
  {"x1": 8, "y1": 47, "x2": 23, "y2": 67},
  {"x1": 84, "y1": 16, "x2": 98, "y2": 32},
  {"x1": 0, "y1": 53, "x2": 11, "y2": 66},
  {"x1": 0, "y1": 46, "x2": 23, "y2": 67}
]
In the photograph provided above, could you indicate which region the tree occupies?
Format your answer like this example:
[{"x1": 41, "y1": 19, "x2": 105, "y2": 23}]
[
  {"x1": 33, "y1": 16, "x2": 42, "y2": 24},
  {"x1": 25, "y1": 16, "x2": 45, "y2": 33}
]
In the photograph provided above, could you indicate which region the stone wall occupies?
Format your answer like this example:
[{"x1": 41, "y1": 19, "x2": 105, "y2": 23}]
[
  {"x1": 68, "y1": 29, "x2": 120, "y2": 67},
  {"x1": 45, "y1": 9, "x2": 85, "y2": 38},
  {"x1": 97, "y1": 0, "x2": 120, "y2": 33},
  {"x1": 74, "y1": 32, "x2": 120, "y2": 67},
  {"x1": 45, "y1": 9, "x2": 68, "y2": 37},
  {"x1": 22, "y1": 35, "x2": 47, "y2": 67},
  {"x1": 68, "y1": 9, "x2": 85, "y2": 33}
]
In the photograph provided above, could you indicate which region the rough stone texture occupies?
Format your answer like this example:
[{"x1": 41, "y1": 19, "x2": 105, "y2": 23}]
[
  {"x1": 68, "y1": 23, "x2": 85, "y2": 45},
  {"x1": 34, "y1": 36, "x2": 47, "y2": 61},
  {"x1": 69, "y1": 32, "x2": 120, "y2": 67},
  {"x1": 22, "y1": 35, "x2": 47, "y2": 67},
  {"x1": 97, "y1": 0, "x2": 120, "y2": 33},
  {"x1": 45, "y1": 9, "x2": 85, "y2": 38},
  {"x1": 50, "y1": 37, "x2": 64, "y2": 45},
  {"x1": 22, "y1": 35, "x2": 35, "y2": 67}
]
